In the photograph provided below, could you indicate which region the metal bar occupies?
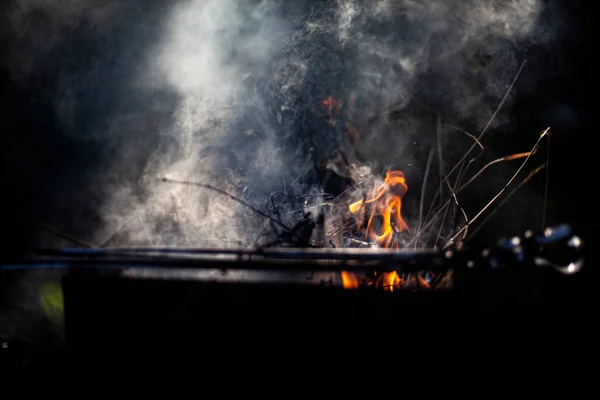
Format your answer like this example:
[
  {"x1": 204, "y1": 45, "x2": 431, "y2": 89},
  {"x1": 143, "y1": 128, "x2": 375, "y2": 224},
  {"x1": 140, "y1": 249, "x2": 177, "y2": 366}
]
[
  {"x1": 31, "y1": 246, "x2": 440, "y2": 260},
  {"x1": 8, "y1": 256, "x2": 449, "y2": 273}
]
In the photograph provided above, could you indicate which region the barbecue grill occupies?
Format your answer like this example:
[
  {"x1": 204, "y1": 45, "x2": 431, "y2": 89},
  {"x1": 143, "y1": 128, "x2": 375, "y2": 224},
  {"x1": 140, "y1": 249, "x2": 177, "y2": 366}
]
[{"x1": 0, "y1": 224, "x2": 587, "y2": 373}]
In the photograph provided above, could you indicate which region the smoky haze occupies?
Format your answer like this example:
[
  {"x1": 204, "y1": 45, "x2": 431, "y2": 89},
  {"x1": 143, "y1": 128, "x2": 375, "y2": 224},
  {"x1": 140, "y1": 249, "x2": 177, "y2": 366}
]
[{"x1": 1, "y1": 0, "x2": 562, "y2": 251}]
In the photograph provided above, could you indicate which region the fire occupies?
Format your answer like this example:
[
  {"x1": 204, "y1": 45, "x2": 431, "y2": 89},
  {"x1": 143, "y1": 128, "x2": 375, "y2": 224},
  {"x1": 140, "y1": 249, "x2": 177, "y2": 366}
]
[
  {"x1": 341, "y1": 270, "x2": 403, "y2": 291},
  {"x1": 313, "y1": 96, "x2": 411, "y2": 291},
  {"x1": 382, "y1": 270, "x2": 401, "y2": 292},
  {"x1": 349, "y1": 170, "x2": 409, "y2": 248},
  {"x1": 341, "y1": 170, "x2": 410, "y2": 291},
  {"x1": 341, "y1": 271, "x2": 360, "y2": 289}
]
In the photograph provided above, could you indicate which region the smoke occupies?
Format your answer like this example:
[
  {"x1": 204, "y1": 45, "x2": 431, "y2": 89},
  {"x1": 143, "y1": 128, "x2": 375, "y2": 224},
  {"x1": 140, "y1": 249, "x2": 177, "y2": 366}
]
[
  {"x1": 96, "y1": 0, "x2": 295, "y2": 247},
  {"x1": 0, "y1": 0, "x2": 560, "y2": 249}
]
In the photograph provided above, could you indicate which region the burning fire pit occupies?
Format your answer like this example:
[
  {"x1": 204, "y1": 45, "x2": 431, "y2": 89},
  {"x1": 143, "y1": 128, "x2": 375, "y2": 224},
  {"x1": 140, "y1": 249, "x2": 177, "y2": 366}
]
[{"x1": 0, "y1": 1, "x2": 591, "y2": 375}]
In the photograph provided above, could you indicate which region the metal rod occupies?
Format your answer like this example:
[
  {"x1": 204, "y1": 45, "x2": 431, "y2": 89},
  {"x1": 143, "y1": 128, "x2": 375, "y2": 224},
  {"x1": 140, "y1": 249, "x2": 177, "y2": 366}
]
[
  {"x1": 5, "y1": 256, "x2": 449, "y2": 273},
  {"x1": 31, "y1": 246, "x2": 440, "y2": 261}
]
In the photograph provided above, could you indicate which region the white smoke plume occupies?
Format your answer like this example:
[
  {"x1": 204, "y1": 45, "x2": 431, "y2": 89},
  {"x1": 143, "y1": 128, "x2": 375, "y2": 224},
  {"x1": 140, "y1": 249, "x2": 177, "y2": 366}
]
[{"x1": 98, "y1": 0, "x2": 294, "y2": 247}]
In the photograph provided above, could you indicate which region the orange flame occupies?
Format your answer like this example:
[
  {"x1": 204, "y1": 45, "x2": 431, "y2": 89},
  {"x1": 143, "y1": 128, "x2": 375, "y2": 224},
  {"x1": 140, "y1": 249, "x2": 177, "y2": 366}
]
[
  {"x1": 341, "y1": 270, "x2": 404, "y2": 291},
  {"x1": 381, "y1": 270, "x2": 401, "y2": 292},
  {"x1": 342, "y1": 171, "x2": 410, "y2": 291},
  {"x1": 341, "y1": 171, "x2": 410, "y2": 290},
  {"x1": 349, "y1": 170, "x2": 409, "y2": 248},
  {"x1": 341, "y1": 271, "x2": 360, "y2": 289},
  {"x1": 313, "y1": 96, "x2": 410, "y2": 291}
]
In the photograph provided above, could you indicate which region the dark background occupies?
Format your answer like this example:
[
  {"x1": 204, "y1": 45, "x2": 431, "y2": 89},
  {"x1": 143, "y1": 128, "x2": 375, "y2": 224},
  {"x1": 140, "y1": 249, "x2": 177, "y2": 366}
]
[
  {"x1": 502, "y1": 0, "x2": 592, "y2": 240},
  {"x1": 0, "y1": 0, "x2": 595, "y2": 367}
]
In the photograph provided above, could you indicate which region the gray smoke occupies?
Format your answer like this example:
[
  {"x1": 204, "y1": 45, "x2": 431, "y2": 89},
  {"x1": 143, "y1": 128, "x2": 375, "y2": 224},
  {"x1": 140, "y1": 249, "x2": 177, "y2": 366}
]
[{"x1": 1, "y1": 0, "x2": 557, "y2": 248}]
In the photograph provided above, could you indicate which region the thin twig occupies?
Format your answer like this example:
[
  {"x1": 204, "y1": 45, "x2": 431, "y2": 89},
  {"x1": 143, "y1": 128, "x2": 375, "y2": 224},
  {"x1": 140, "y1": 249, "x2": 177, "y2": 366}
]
[
  {"x1": 457, "y1": 208, "x2": 470, "y2": 245},
  {"x1": 414, "y1": 127, "x2": 483, "y2": 246},
  {"x1": 137, "y1": 214, "x2": 154, "y2": 246},
  {"x1": 443, "y1": 60, "x2": 528, "y2": 187},
  {"x1": 433, "y1": 197, "x2": 451, "y2": 248},
  {"x1": 466, "y1": 163, "x2": 547, "y2": 242},
  {"x1": 171, "y1": 194, "x2": 180, "y2": 223},
  {"x1": 100, "y1": 215, "x2": 136, "y2": 248},
  {"x1": 431, "y1": 174, "x2": 464, "y2": 248},
  {"x1": 269, "y1": 192, "x2": 283, "y2": 222},
  {"x1": 37, "y1": 223, "x2": 94, "y2": 248},
  {"x1": 160, "y1": 177, "x2": 291, "y2": 231},
  {"x1": 415, "y1": 145, "x2": 532, "y2": 247},
  {"x1": 443, "y1": 127, "x2": 550, "y2": 248},
  {"x1": 423, "y1": 61, "x2": 527, "y2": 223},
  {"x1": 272, "y1": 193, "x2": 330, "y2": 206},
  {"x1": 436, "y1": 113, "x2": 444, "y2": 209},
  {"x1": 252, "y1": 218, "x2": 272, "y2": 246},
  {"x1": 421, "y1": 126, "x2": 484, "y2": 239},
  {"x1": 457, "y1": 151, "x2": 535, "y2": 193},
  {"x1": 447, "y1": 126, "x2": 485, "y2": 195},
  {"x1": 275, "y1": 175, "x2": 301, "y2": 209},
  {"x1": 415, "y1": 149, "x2": 434, "y2": 248},
  {"x1": 433, "y1": 120, "x2": 468, "y2": 248},
  {"x1": 542, "y1": 132, "x2": 551, "y2": 230},
  {"x1": 445, "y1": 136, "x2": 474, "y2": 247}
]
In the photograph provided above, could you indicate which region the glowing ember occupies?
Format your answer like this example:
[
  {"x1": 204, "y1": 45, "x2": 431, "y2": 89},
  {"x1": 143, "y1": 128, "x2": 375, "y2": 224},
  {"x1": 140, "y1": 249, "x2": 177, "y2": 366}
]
[
  {"x1": 341, "y1": 271, "x2": 360, "y2": 289},
  {"x1": 341, "y1": 270, "x2": 404, "y2": 292},
  {"x1": 321, "y1": 96, "x2": 344, "y2": 125},
  {"x1": 418, "y1": 275, "x2": 430, "y2": 289}
]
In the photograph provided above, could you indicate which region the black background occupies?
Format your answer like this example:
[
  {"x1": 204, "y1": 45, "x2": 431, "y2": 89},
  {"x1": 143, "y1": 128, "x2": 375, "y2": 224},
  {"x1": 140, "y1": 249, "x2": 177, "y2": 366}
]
[{"x1": 0, "y1": 0, "x2": 595, "y2": 369}]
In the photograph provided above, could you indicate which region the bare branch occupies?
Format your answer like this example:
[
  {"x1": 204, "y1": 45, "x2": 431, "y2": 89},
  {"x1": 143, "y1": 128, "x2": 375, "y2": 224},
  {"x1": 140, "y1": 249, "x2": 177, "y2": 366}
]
[{"x1": 160, "y1": 177, "x2": 291, "y2": 231}]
